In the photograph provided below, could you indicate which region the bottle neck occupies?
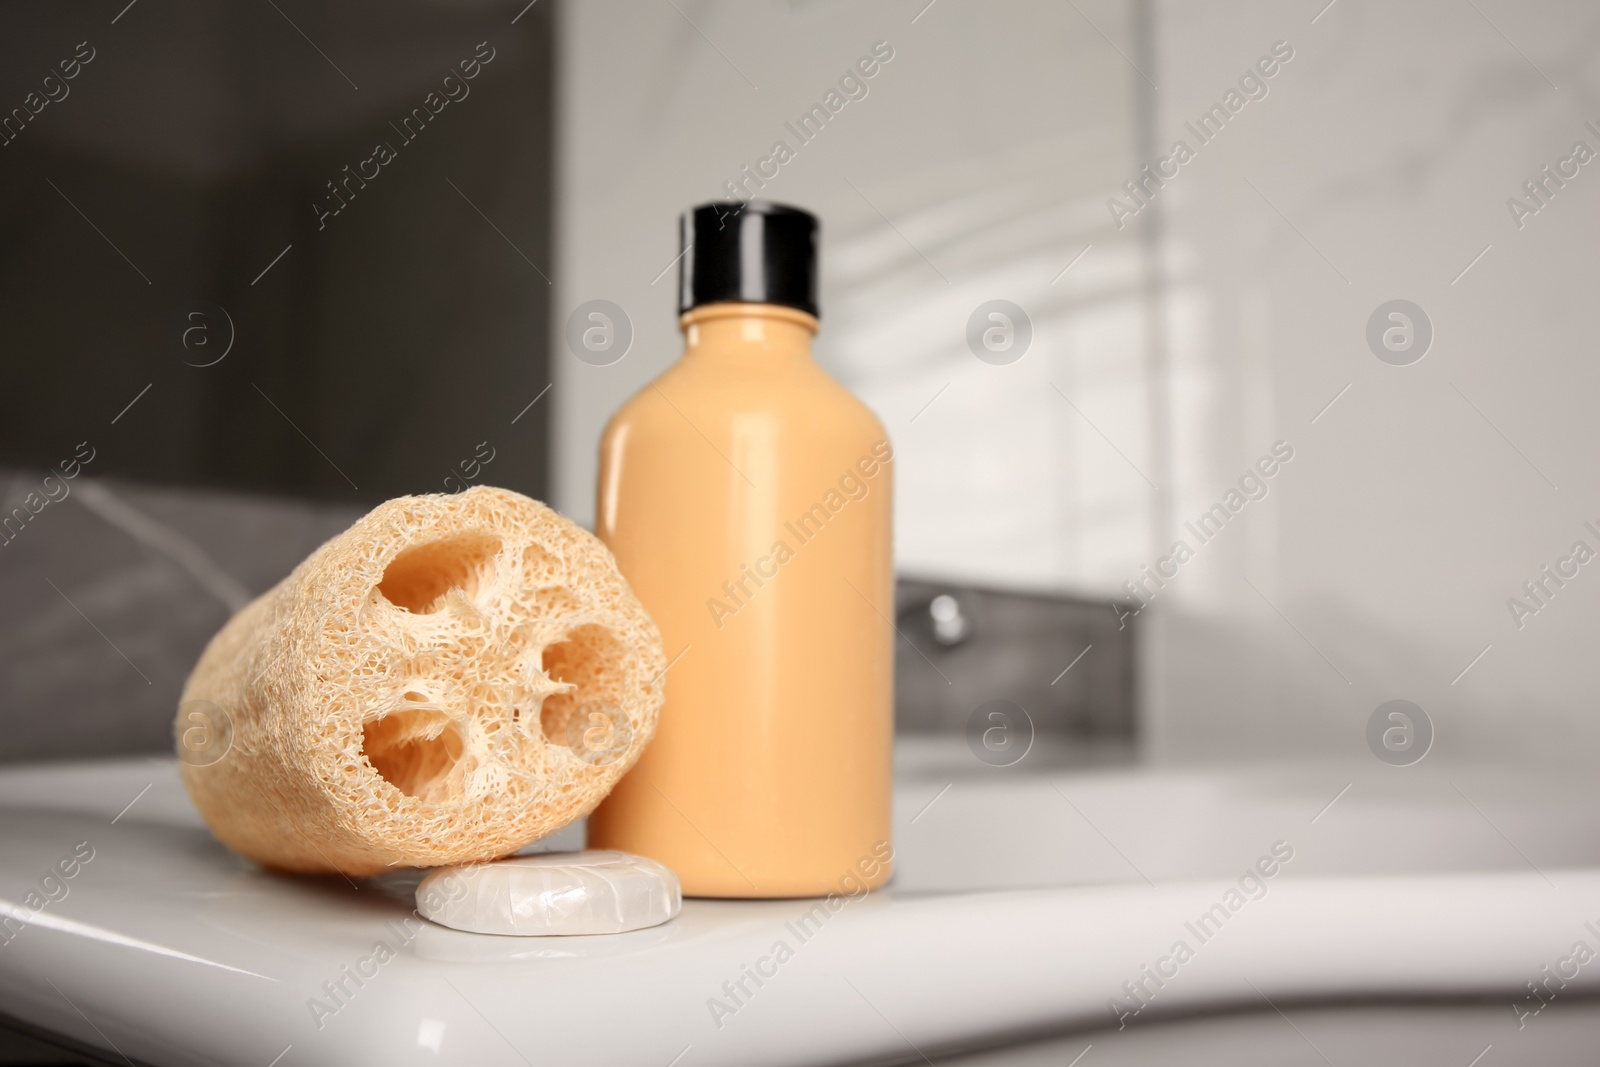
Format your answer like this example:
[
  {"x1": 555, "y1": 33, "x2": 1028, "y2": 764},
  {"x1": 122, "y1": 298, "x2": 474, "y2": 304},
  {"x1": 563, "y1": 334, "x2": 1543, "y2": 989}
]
[{"x1": 679, "y1": 303, "x2": 818, "y2": 363}]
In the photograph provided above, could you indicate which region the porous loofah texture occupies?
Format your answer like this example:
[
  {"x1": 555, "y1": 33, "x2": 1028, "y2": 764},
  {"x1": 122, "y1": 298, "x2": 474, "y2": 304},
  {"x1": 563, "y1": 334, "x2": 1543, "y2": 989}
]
[{"x1": 177, "y1": 486, "x2": 666, "y2": 876}]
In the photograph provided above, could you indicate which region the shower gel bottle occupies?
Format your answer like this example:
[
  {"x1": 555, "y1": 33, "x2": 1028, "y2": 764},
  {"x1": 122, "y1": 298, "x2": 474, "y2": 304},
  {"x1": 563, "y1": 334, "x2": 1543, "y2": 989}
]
[{"x1": 587, "y1": 202, "x2": 894, "y2": 897}]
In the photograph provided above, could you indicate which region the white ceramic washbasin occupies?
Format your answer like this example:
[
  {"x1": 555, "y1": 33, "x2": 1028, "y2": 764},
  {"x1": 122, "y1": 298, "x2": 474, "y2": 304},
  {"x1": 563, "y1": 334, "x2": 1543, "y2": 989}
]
[{"x1": 1, "y1": 750, "x2": 1598, "y2": 1066}]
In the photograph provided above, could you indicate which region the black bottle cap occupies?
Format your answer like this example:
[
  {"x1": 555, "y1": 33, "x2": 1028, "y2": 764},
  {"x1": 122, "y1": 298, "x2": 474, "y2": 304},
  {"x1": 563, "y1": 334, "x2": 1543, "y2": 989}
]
[{"x1": 679, "y1": 201, "x2": 819, "y2": 319}]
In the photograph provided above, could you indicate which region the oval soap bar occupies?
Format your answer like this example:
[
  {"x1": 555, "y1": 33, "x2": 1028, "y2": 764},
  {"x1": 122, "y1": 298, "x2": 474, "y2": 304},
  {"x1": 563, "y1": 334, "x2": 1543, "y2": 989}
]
[{"x1": 417, "y1": 850, "x2": 681, "y2": 936}]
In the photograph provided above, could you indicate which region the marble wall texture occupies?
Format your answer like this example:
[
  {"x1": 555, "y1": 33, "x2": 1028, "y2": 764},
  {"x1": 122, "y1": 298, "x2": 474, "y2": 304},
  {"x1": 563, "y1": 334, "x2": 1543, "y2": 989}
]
[
  {"x1": 0, "y1": 472, "x2": 1139, "y2": 765},
  {"x1": 0, "y1": 470, "x2": 362, "y2": 763}
]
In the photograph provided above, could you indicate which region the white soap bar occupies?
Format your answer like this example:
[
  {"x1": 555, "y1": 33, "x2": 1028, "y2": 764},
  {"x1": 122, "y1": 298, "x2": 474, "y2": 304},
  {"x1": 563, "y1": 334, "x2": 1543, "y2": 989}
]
[{"x1": 416, "y1": 850, "x2": 681, "y2": 936}]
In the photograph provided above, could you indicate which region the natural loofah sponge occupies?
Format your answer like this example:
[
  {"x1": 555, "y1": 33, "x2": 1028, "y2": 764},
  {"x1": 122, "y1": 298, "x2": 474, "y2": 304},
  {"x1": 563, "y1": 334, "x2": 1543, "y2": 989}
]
[{"x1": 176, "y1": 486, "x2": 666, "y2": 877}]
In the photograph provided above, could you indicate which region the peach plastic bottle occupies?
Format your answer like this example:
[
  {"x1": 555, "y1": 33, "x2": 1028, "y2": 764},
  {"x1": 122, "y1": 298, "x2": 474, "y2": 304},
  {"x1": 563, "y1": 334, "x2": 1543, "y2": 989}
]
[{"x1": 586, "y1": 202, "x2": 894, "y2": 897}]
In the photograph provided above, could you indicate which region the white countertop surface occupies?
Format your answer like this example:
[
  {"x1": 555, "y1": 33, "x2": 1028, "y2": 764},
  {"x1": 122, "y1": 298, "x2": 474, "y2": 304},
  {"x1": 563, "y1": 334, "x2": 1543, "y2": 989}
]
[{"x1": 3, "y1": 752, "x2": 1600, "y2": 1066}]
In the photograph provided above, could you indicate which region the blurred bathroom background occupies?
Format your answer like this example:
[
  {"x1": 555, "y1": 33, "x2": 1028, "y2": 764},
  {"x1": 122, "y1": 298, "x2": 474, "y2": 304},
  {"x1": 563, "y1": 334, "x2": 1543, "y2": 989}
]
[{"x1": 2, "y1": 0, "x2": 1597, "y2": 772}]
